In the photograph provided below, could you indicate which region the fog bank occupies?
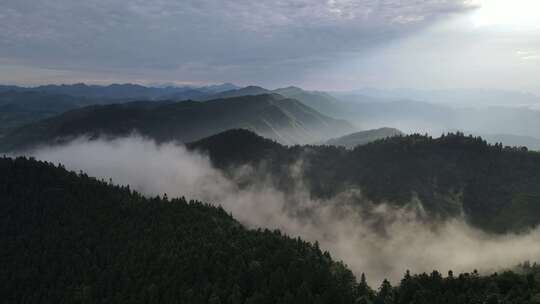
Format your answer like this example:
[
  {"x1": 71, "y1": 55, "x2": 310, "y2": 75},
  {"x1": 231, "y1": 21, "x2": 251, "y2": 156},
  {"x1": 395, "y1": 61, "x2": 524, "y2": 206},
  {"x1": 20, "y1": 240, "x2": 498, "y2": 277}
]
[{"x1": 23, "y1": 136, "x2": 540, "y2": 285}]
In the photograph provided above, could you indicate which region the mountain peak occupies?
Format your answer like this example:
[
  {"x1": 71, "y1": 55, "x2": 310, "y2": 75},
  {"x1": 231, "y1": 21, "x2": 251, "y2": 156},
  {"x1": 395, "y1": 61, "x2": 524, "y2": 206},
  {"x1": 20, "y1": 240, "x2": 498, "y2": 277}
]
[
  {"x1": 274, "y1": 86, "x2": 305, "y2": 93},
  {"x1": 241, "y1": 85, "x2": 268, "y2": 91}
]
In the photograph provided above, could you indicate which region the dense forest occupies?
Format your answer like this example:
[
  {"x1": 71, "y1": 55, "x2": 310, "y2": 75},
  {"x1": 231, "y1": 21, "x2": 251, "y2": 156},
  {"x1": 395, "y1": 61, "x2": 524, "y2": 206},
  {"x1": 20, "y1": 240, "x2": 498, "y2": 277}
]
[
  {"x1": 190, "y1": 129, "x2": 540, "y2": 233},
  {"x1": 0, "y1": 156, "x2": 357, "y2": 303},
  {"x1": 2, "y1": 157, "x2": 540, "y2": 303}
]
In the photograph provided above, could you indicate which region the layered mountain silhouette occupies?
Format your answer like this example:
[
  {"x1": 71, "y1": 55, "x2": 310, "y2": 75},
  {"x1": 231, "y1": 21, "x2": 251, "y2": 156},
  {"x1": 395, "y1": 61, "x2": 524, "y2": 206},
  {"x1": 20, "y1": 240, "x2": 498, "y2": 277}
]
[
  {"x1": 272, "y1": 86, "x2": 345, "y2": 118},
  {"x1": 0, "y1": 90, "x2": 127, "y2": 136},
  {"x1": 0, "y1": 83, "x2": 239, "y2": 100},
  {"x1": 4, "y1": 83, "x2": 540, "y2": 150},
  {"x1": 197, "y1": 85, "x2": 271, "y2": 100},
  {"x1": 325, "y1": 127, "x2": 403, "y2": 149},
  {"x1": 0, "y1": 94, "x2": 355, "y2": 151}
]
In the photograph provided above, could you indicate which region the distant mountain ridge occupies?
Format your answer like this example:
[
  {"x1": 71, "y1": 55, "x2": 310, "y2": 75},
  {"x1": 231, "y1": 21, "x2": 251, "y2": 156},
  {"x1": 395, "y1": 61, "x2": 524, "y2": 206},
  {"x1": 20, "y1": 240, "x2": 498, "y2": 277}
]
[
  {"x1": 325, "y1": 128, "x2": 404, "y2": 149},
  {"x1": 273, "y1": 86, "x2": 345, "y2": 118},
  {"x1": 0, "y1": 94, "x2": 355, "y2": 151},
  {"x1": 4, "y1": 83, "x2": 540, "y2": 150},
  {"x1": 350, "y1": 88, "x2": 540, "y2": 107},
  {"x1": 198, "y1": 86, "x2": 271, "y2": 100},
  {"x1": 0, "y1": 82, "x2": 240, "y2": 100},
  {"x1": 0, "y1": 91, "x2": 121, "y2": 136},
  {"x1": 0, "y1": 83, "x2": 242, "y2": 136}
]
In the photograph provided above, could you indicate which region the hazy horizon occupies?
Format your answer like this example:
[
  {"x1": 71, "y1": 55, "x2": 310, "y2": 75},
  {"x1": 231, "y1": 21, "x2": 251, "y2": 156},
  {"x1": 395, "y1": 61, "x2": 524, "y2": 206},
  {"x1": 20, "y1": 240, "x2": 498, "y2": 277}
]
[
  {"x1": 3, "y1": 82, "x2": 540, "y2": 99},
  {"x1": 2, "y1": 0, "x2": 540, "y2": 95}
]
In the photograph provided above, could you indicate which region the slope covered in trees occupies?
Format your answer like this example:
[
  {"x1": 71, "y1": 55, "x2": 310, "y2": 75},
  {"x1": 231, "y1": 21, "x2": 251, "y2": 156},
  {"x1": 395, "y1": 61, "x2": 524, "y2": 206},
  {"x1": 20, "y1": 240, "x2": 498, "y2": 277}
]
[
  {"x1": 0, "y1": 156, "x2": 359, "y2": 303},
  {"x1": 366, "y1": 267, "x2": 540, "y2": 304},
  {"x1": 190, "y1": 130, "x2": 540, "y2": 233}
]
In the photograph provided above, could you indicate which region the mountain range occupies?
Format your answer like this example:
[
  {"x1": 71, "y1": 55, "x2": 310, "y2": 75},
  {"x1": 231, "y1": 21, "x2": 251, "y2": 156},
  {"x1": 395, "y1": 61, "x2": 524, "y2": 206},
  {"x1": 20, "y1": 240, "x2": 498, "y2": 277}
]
[
  {"x1": 0, "y1": 94, "x2": 354, "y2": 151},
  {"x1": 0, "y1": 82, "x2": 240, "y2": 100},
  {"x1": 4, "y1": 83, "x2": 540, "y2": 151},
  {"x1": 3, "y1": 83, "x2": 540, "y2": 303}
]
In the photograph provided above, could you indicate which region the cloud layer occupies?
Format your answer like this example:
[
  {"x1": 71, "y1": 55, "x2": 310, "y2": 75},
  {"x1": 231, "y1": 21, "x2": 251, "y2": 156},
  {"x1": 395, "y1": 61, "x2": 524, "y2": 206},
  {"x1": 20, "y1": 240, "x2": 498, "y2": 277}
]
[
  {"x1": 23, "y1": 136, "x2": 540, "y2": 285},
  {"x1": 0, "y1": 0, "x2": 474, "y2": 85}
]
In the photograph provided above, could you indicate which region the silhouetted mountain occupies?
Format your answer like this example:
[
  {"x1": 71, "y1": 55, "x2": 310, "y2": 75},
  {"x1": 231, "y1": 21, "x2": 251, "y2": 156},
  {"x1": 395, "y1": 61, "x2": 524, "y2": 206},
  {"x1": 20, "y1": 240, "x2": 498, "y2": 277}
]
[
  {"x1": 0, "y1": 86, "x2": 223, "y2": 134},
  {"x1": 199, "y1": 82, "x2": 239, "y2": 93},
  {"x1": 190, "y1": 129, "x2": 540, "y2": 233},
  {"x1": 325, "y1": 128, "x2": 404, "y2": 149},
  {"x1": 324, "y1": 91, "x2": 540, "y2": 148},
  {"x1": 273, "y1": 86, "x2": 345, "y2": 117},
  {"x1": 6, "y1": 83, "x2": 540, "y2": 150},
  {"x1": 199, "y1": 86, "x2": 271, "y2": 100},
  {"x1": 0, "y1": 91, "x2": 120, "y2": 136},
  {"x1": 162, "y1": 88, "x2": 209, "y2": 101},
  {"x1": 200, "y1": 87, "x2": 451, "y2": 137},
  {"x1": 0, "y1": 94, "x2": 355, "y2": 151},
  {"x1": 188, "y1": 129, "x2": 286, "y2": 168},
  {"x1": 0, "y1": 156, "x2": 359, "y2": 303}
]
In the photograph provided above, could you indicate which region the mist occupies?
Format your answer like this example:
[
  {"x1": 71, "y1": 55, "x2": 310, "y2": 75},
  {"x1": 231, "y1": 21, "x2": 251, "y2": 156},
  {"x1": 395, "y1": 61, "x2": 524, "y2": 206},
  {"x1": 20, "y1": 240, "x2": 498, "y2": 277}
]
[{"x1": 22, "y1": 136, "x2": 540, "y2": 285}]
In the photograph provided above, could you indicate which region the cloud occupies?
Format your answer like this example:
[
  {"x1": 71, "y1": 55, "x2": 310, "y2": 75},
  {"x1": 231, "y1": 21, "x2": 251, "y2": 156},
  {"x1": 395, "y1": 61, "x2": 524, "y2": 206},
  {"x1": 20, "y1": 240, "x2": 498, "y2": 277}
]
[
  {"x1": 0, "y1": 0, "x2": 474, "y2": 84},
  {"x1": 517, "y1": 50, "x2": 540, "y2": 61},
  {"x1": 21, "y1": 135, "x2": 540, "y2": 285}
]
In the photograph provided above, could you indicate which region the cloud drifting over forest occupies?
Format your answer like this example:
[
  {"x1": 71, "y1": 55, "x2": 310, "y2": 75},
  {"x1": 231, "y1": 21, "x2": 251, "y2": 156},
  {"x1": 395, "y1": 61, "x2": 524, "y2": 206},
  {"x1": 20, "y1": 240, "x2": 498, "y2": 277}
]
[{"x1": 23, "y1": 136, "x2": 540, "y2": 284}]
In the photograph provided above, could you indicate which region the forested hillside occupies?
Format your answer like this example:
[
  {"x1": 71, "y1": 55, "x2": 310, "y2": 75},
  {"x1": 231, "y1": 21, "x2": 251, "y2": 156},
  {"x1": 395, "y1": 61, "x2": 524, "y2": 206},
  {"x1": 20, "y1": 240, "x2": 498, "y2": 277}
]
[
  {"x1": 0, "y1": 156, "x2": 358, "y2": 303},
  {"x1": 190, "y1": 130, "x2": 540, "y2": 233}
]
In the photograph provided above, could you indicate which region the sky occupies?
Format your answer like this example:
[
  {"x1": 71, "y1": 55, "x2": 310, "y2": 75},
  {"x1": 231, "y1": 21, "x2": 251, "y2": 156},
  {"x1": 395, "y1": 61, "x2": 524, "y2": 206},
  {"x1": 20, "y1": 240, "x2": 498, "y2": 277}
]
[{"x1": 1, "y1": 0, "x2": 539, "y2": 93}]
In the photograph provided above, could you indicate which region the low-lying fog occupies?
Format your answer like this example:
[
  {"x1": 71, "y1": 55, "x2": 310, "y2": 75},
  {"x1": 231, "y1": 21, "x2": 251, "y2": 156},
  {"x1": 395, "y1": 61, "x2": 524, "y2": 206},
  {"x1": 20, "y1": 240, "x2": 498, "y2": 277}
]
[{"x1": 20, "y1": 136, "x2": 540, "y2": 285}]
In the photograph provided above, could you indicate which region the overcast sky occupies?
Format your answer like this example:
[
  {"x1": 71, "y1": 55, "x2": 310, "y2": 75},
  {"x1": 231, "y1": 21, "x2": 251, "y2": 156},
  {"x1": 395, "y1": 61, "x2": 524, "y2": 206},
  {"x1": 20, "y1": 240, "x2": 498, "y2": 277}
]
[{"x1": 1, "y1": 0, "x2": 539, "y2": 93}]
